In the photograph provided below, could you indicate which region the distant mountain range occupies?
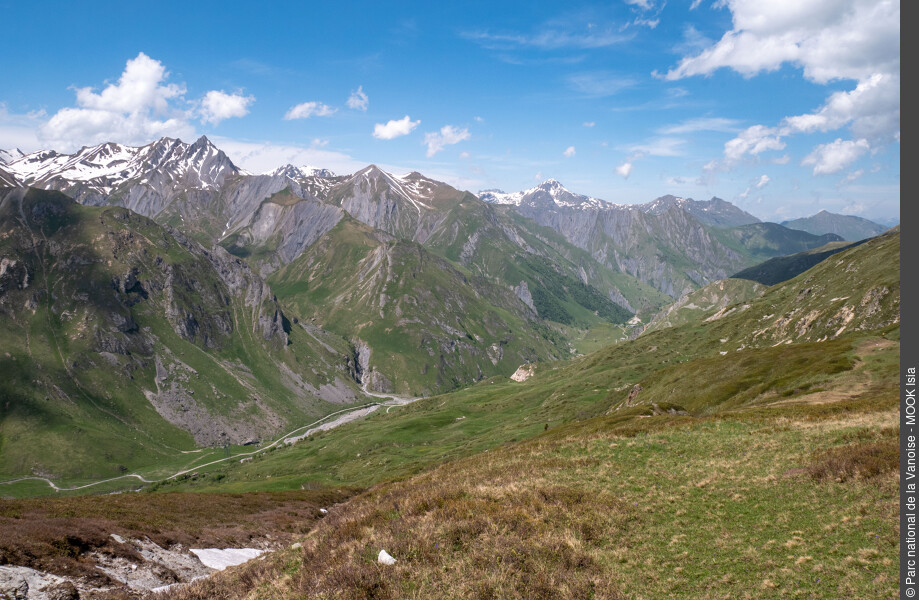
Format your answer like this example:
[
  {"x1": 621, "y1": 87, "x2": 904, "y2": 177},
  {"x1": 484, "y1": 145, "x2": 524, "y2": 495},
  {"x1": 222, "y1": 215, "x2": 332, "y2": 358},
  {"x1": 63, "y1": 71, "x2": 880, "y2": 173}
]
[{"x1": 781, "y1": 210, "x2": 890, "y2": 241}]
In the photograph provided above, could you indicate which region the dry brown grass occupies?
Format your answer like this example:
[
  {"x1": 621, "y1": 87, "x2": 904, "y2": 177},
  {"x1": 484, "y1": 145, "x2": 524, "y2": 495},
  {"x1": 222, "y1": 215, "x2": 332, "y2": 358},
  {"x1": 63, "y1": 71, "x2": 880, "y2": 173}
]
[
  {"x1": 0, "y1": 489, "x2": 353, "y2": 587},
  {"x1": 164, "y1": 453, "x2": 629, "y2": 600},
  {"x1": 806, "y1": 440, "x2": 899, "y2": 482}
]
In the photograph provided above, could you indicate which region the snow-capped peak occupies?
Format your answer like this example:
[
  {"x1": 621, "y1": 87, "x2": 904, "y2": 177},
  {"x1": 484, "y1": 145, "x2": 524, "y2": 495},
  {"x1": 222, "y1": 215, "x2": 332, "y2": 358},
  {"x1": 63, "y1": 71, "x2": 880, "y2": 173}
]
[
  {"x1": 640, "y1": 195, "x2": 689, "y2": 215},
  {"x1": 350, "y1": 164, "x2": 434, "y2": 212},
  {"x1": 2, "y1": 137, "x2": 240, "y2": 194},
  {"x1": 479, "y1": 179, "x2": 616, "y2": 209},
  {"x1": 0, "y1": 148, "x2": 25, "y2": 165},
  {"x1": 265, "y1": 164, "x2": 336, "y2": 179}
]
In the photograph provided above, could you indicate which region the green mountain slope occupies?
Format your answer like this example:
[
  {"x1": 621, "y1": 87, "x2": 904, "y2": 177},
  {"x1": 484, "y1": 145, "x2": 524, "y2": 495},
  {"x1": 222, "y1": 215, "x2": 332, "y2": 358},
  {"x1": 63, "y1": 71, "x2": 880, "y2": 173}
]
[
  {"x1": 0, "y1": 188, "x2": 363, "y2": 482},
  {"x1": 160, "y1": 224, "x2": 899, "y2": 497},
  {"x1": 641, "y1": 277, "x2": 767, "y2": 334},
  {"x1": 731, "y1": 239, "x2": 863, "y2": 285},
  {"x1": 270, "y1": 217, "x2": 564, "y2": 396}
]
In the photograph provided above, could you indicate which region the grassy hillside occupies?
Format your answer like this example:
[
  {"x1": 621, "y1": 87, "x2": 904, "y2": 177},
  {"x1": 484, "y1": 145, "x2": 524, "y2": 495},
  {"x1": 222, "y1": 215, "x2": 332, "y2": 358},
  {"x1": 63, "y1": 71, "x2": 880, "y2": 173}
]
[
  {"x1": 270, "y1": 217, "x2": 565, "y2": 396},
  {"x1": 0, "y1": 211, "x2": 899, "y2": 600},
  {"x1": 731, "y1": 240, "x2": 863, "y2": 285},
  {"x1": 158, "y1": 229, "x2": 899, "y2": 495},
  {"x1": 168, "y1": 396, "x2": 897, "y2": 600},
  {"x1": 0, "y1": 188, "x2": 364, "y2": 484},
  {"x1": 641, "y1": 277, "x2": 766, "y2": 334},
  {"x1": 151, "y1": 228, "x2": 899, "y2": 600}
]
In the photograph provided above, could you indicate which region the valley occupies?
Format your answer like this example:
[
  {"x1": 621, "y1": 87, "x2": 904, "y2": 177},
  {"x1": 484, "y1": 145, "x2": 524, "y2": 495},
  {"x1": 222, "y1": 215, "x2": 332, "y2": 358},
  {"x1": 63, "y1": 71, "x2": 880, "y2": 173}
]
[{"x1": 0, "y1": 137, "x2": 900, "y2": 599}]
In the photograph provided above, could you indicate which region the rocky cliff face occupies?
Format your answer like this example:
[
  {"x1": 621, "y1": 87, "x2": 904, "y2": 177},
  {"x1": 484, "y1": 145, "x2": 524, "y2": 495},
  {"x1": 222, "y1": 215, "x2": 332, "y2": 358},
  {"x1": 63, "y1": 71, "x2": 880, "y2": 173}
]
[{"x1": 511, "y1": 193, "x2": 747, "y2": 298}]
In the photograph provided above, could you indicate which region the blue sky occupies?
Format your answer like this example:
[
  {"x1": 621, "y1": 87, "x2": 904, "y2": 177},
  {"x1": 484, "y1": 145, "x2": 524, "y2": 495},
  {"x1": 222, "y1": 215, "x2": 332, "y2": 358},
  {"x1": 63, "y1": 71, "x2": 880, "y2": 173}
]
[{"x1": 0, "y1": 0, "x2": 900, "y2": 222}]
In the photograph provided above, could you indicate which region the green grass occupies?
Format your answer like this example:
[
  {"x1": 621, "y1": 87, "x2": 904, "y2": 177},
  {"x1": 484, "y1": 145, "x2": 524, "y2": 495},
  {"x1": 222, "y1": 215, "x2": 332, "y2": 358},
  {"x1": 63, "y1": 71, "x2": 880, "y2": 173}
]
[{"x1": 164, "y1": 398, "x2": 899, "y2": 599}]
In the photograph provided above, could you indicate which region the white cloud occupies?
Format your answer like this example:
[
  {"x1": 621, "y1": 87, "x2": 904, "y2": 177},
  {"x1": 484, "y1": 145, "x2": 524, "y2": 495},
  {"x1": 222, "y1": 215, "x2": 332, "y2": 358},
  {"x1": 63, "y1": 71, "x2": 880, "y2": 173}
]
[
  {"x1": 200, "y1": 90, "x2": 254, "y2": 125},
  {"x1": 624, "y1": 0, "x2": 653, "y2": 8},
  {"x1": 347, "y1": 86, "x2": 369, "y2": 111},
  {"x1": 459, "y1": 151, "x2": 471, "y2": 159},
  {"x1": 657, "y1": 117, "x2": 741, "y2": 135},
  {"x1": 583, "y1": 121, "x2": 595, "y2": 127},
  {"x1": 616, "y1": 161, "x2": 634, "y2": 178},
  {"x1": 284, "y1": 101, "x2": 337, "y2": 120},
  {"x1": 737, "y1": 174, "x2": 770, "y2": 199},
  {"x1": 373, "y1": 116, "x2": 420, "y2": 140},
  {"x1": 463, "y1": 25, "x2": 634, "y2": 51},
  {"x1": 663, "y1": 0, "x2": 899, "y2": 84},
  {"x1": 801, "y1": 138, "x2": 869, "y2": 175},
  {"x1": 474, "y1": 116, "x2": 484, "y2": 122},
  {"x1": 782, "y1": 73, "x2": 899, "y2": 143},
  {"x1": 723, "y1": 125, "x2": 785, "y2": 164},
  {"x1": 843, "y1": 169, "x2": 864, "y2": 183},
  {"x1": 629, "y1": 137, "x2": 686, "y2": 157},
  {"x1": 73, "y1": 52, "x2": 184, "y2": 113},
  {"x1": 210, "y1": 136, "x2": 365, "y2": 175},
  {"x1": 563, "y1": 146, "x2": 576, "y2": 157},
  {"x1": 311, "y1": 138, "x2": 329, "y2": 148},
  {"x1": 690, "y1": 0, "x2": 703, "y2": 9},
  {"x1": 663, "y1": 0, "x2": 900, "y2": 175},
  {"x1": 424, "y1": 125, "x2": 470, "y2": 157},
  {"x1": 39, "y1": 52, "x2": 197, "y2": 151}
]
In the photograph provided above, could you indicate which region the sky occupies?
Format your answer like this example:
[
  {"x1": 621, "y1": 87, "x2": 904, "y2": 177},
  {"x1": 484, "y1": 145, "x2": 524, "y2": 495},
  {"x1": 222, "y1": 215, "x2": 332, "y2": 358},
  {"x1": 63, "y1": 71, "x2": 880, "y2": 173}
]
[{"x1": 0, "y1": 0, "x2": 900, "y2": 223}]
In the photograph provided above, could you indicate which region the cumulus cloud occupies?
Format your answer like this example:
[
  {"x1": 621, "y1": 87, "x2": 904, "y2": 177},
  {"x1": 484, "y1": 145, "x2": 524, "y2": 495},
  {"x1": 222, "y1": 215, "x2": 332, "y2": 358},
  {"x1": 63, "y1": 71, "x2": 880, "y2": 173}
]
[
  {"x1": 424, "y1": 125, "x2": 470, "y2": 157},
  {"x1": 662, "y1": 0, "x2": 899, "y2": 174},
  {"x1": 663, "y1": 0, "x2": 899, "y2": 83},
  {"x1": 73, "y1": 52, "x2": 184, "y2": 113},
  {"x1": 36, "y1": 52, "x2": 256, "y2": 151},
  {"x1": 284, "y1": 101, "x2": 337, "y2": 120},
  {"x1": 782, "y1": 73, "x2": 899, "y2": 143},
  {"x1": 39, "y1": 52, "x2": 197, "y2": 150},
  {"x1": 801, "y1": 138, "x2": 869, "y2": 175},
  {"x1": 755, "y1": 174, "x2": 771, "y2": 188},
  {"x1": 563, "y1": 146, "x2": 576, "y2": 157},
  {"x1": 201, "y1": 90, "x2": 254, "y2": 125},
  {"x1": 723, "y1": 125, "x2": 785, "y2": 164},
  {"x1": 347, "y1": 86, "x2": 369, "y2": 111},
  {"x1": 616, "y1": 161, "x2": 634, "y2": 178},
  {"x1": 373, "y1": 116, "x2": 420, "y2": 140}
]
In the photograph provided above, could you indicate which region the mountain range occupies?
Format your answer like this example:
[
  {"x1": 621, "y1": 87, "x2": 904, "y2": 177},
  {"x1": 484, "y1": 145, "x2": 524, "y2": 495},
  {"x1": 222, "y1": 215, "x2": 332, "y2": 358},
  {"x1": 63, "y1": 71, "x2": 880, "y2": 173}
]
[
  {"x1": 0, "y1": 136, "x2": 900, "y2": 599},
  {"x1": 0, "y1": 136, "x2": 895, "y2": 481}
]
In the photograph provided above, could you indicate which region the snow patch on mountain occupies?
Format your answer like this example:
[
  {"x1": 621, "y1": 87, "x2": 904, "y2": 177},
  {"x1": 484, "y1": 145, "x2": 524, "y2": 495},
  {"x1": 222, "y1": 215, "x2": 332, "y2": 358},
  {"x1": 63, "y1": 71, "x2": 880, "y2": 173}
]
[
  {"x1": 0, "y1": 148, "x2": 25, "y2": 165},
  {"x1": 478, "y1": 179, "x2": 613, "y2": 210},
  {"x1": 2, "y1": 136, "x2": 239, "y2": 195}
]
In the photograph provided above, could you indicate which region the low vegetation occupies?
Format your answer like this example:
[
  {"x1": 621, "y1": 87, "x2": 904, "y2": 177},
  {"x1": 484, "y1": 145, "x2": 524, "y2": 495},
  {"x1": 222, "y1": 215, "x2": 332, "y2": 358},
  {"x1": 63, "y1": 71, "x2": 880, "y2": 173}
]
[
  {"x1": 161, "y1": 396, "x2": 898, "y2": 599},
  {"x1": 0, "y1": 489, "x2": 353, "y2": 589}
]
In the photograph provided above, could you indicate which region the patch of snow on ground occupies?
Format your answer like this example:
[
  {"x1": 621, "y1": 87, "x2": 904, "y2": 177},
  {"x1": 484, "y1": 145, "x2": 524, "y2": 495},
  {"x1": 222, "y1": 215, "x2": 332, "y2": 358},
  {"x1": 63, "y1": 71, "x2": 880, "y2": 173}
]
[{"x1": 189, "y1": 548, "x2": 264, "y2": 571}]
